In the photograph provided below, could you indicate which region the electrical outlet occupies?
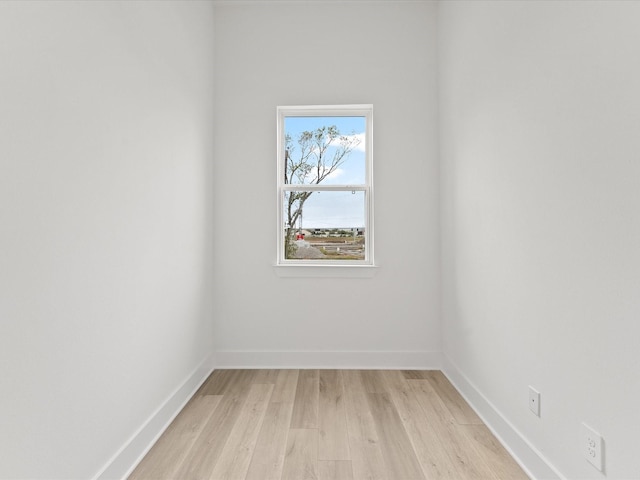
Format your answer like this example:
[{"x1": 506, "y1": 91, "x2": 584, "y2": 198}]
[
  {"x1": 528, "y1": 386, "x2": 540, "y2": 416},
  {"x1": 582, "y1": 423, "x2": 604, "y2": 472}
]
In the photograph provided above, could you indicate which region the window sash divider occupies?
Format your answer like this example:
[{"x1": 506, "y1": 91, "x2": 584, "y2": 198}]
[{"x1": 281, "y1": 185, "x2": 367, "y2": 192}]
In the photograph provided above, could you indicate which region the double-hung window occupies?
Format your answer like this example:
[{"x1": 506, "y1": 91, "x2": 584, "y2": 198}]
[{"x1": 277, "y1": 105, "x2": 373, "y2": 266}]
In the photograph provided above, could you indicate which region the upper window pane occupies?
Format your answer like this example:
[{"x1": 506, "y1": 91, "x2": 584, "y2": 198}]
[{"x1": 284, "y1": 116, "x2": 366, "y2": 185}]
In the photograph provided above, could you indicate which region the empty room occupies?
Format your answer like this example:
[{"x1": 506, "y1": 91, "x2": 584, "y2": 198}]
[{"x1": 1, "y1": 0, "x2": 638, "y2": 479}]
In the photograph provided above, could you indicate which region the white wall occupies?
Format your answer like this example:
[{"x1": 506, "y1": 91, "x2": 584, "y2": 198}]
[
  {"x1": 0, "y1": 2, "x2": 215, "y2": 478},
  {"x1": 439, "y1": 1, "x2": 640, "y2": 478},
  {"x1": 211, "y1": 1, "x2": 440, "y2": 366}
]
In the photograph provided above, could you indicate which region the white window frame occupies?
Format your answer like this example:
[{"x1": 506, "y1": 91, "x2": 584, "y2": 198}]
[{"x1": 276, "y1": 104, "x2": 374, "y2": 269}]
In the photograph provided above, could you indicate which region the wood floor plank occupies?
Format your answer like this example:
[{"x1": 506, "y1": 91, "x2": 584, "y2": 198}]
[
  {"x1": 271, "y1": 369, "x2": 300, "y2": 404},
  {"x1": 245, "y1": 402, "x2": 295, "y2": 480},
  {"x1": 341, "y1": 370, "x2": 388, "y2": 480},
  {"x1": 401, "y1": 370, "x2": 432, "y2": 380},
  {"x1": 319, "y1": 370, "x2": 350, "y2": 461},
  {"x1": 129, "y1": 395, "x2": 222, "y2": 480},
  {"x1": 408, "y1": 379, "x2": 498, "y2": 479},
  {"x1": 172, "y1": 383, "x2": 253, "y2": 480},
  {"x1": 318, "y1": 460, "x2": 354, "y2": 480},
  {"x1": 461, "y1": 424, "x2": 529, "y2": 480},
  {"x1": 366, "y1": 392, "x2": 426, "y2": 479},
  {"x1": 360, "y1": 370, "x2": 388, "y2": 393},
  {"x1": 407, "y1": 377, "x2": 456, "y2": 426},
  {"x1": 425, "y1": 371, "x2": 483, "y2": 425},
  {"x1": 281, "y1": 428, "x2": 318, "y2": 480},
  {"x1": 201, "y1": 369, "x2": 256, "y2": 396},
  {"x1": 192, "y1": 371, "x2": 217, "y2": 397},
  {"x1": 253, "y1": 369, "x2": 281, "y2": 384},
  {"x1": 209, "y1": 383, "x2": 274, "y2": 480},
  {"x1": 381, "y1": 370, "x2": 460, "y2": 479},
  {"x1": 199, "y1": 369, "x2": 237, "y2": 395},
  {"x1": 290, "y1": 369, "x2": 319, "y2": 429}
]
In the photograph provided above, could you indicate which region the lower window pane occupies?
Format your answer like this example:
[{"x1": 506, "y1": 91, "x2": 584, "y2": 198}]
[{"x1": 283, "y1": 190, "x2": 365, "y2": 261}]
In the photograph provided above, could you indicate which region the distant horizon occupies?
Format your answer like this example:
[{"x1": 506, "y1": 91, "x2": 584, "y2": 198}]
[{"x1": 286, "y1": 226, "x2": 365, "y2": 231}]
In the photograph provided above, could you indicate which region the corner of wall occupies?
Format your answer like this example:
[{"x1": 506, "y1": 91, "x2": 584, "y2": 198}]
[
  {"x1": 441, "y1": 355, "x2": 565, "y2": 480},
  {"x1": 93, "y1": 355, "x2": 215, "y2": 480}
]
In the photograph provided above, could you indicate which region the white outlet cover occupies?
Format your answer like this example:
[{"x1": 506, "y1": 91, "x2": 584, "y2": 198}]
[
  {"x1": 528, "y1": 386, "x2": 540, "y2": 416},
  {"x1": 582, "y1": 423, "x2": 604, "y2": 472}
]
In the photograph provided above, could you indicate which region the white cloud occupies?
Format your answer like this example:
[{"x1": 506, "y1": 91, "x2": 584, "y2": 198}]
[{"x1": 326, "y1": 168, "x2": 345, "y2": 180}]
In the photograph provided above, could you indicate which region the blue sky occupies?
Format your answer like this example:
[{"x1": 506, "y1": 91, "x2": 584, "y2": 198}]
[
  {"x1": 284, "y1": 116, "x2": 366, "y2": 185},
  {"x1": 284, "y1": 116, "x2": 366, "y2": 229}
]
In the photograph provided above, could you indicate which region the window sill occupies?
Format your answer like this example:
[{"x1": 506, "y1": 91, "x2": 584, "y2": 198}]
[{"x1": 273, "y1": 264, "x2": 378, "y2": 278}]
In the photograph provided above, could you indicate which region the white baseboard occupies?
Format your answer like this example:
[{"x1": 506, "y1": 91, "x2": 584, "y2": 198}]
[
  {"x1": 441, "y1": 355, "x2": 565, "y2": 480},
  {"x1": 213, "y1": 350, "x2": 442, "y2": 369},
  {"x1": 93, "y1": 354, "x2": 215, "y2": 480}
]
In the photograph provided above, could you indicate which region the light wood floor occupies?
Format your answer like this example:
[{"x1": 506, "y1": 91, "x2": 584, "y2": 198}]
[{"x1": 129, "y1": 370, "x2": 529, "y2": 480}]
